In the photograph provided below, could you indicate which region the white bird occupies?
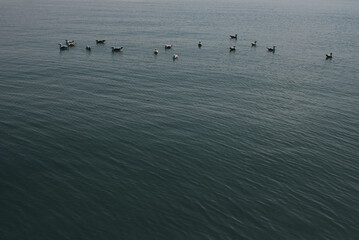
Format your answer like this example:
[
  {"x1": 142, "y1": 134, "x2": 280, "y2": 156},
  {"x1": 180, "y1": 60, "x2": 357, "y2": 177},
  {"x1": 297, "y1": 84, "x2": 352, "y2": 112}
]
[
  {"x1": 267, "y1": 46, "x2": 276, "y2": 52},
  {"x1": 198, "y1": 41, "x2": 202, "y2": 47},
  {"x1": 165, "y1": 44, "x2": 173, "y2": 49},
  {"x1": 229, "y1": 46, "x2": 236, "y2": 51},
  {"x1": 173, "y1": 54, "x2": 179, "y2": 59},
  {"x1": 96, "y1": 40, "x2": 106, "y2": 44},
  {"x1": 66, "y1": 40, "x2": 75, "y2": 46},
  {"x1": 58, "y1": 43, "x2": 68, "y2": 50},
  {"x1": 326, "y1": 52, "x2": 333, "y2": 59},
  {"x1": 154, "y1": 48, "x2": 159, "y2": 54},
  {"x1": 112, "y1": 46, "x2": 123, "y2": 51},
  {"x1": 230, "y1": 34, "x2": 238, "y2": 39},
  {"x1": 251, "y1": 41, "x2": 257, "y2": 46}
]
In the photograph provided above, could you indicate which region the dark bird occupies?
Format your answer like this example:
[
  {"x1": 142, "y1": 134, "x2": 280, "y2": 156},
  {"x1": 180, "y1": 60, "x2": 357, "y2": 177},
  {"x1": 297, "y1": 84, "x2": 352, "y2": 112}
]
[
  {"x1": 111, "y1": 46, "x2": 123, "y2": 51},
  {"x1": 267, "y1": 46, "x2": 276, "y2": 52},
  {"x1": 58, "y1": 43, "x2": 68, "y2": 50}
]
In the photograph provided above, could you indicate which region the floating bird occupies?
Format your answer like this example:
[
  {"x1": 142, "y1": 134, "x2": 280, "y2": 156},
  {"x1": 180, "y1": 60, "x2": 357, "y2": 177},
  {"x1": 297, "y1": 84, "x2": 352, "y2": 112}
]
[
  {"x1": 112, "y1": 46, "x2": 123, "y2": 51},
  {"x1": 230, "y1": 34, "x2": 238, "y2": 39},
  {"x1": 326, "y1": 52, "x2": 333, "y2": 59},
  {"x1": 58, "y1": 43, "x2": 68, "y2": 50},
  {"x1": 251, "y1": 41, "x2": 257, "y2": 46},
  {"x1": 154, "y1": 48, "x2": 159, "y2": 54},
  {"x1": 96, "y1": 40, "x2": 106, "y2": 44},
  {"x1": 198, "y1": 41, "x2": 202, "y2": 47},
  {"x1": 86, "y1": 45, "x2": 91, "y2": 50},
  {"x1": 66, "y1": 40, "x2": 75, "y2": 46},
  {"x1": 267, "y1": 46, "x2": 276, "y2": 52},
  {"x1": 229, "y1": 46, "x2": 236, "y2": 51},
  {"x1": 165, "y1": 44, "x2": 173, "y2": 49},
  {"x1": 173, "y1": 54, "x2": 179, "y2": 59}
]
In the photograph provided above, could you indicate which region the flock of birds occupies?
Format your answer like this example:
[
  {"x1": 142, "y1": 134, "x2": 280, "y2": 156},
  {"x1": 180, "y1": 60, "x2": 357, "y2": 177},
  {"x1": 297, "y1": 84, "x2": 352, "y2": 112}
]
[{"x1": 58, "y1": 34, "x2": 333, "y2": 59}]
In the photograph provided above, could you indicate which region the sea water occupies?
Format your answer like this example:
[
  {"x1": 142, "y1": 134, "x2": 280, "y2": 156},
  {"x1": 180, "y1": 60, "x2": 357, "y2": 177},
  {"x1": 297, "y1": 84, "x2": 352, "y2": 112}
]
[{"x1": 1, "y1": 0, "x2": 358, "y2": 239}]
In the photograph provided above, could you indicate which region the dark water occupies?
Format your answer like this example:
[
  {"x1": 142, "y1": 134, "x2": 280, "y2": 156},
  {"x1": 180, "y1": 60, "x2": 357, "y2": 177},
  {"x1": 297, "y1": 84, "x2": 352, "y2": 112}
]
[{"x1": 1, "y1": 0, "x2": 359, "y2": 239}]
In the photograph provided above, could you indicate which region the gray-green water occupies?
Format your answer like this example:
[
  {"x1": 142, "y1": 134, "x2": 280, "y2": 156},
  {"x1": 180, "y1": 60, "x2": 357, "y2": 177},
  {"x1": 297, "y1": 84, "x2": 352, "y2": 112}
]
[{"x1": 1, "y1": 0, "x2": 359, "y2": 239}]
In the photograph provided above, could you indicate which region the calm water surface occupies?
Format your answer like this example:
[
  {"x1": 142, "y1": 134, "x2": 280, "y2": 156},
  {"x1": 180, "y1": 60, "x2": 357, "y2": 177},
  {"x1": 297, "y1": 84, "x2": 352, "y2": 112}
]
[{"x1": 1, "y1": 0, "x2": 359, "y2": 239}]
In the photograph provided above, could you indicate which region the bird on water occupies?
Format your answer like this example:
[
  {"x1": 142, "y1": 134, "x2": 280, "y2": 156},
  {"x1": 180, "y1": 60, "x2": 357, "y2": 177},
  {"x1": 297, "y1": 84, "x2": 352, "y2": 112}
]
[
  {"x1": 267, "y1": 46, "x2": 276, "y2": 52},
  {"x1": 326, "y1": 52, "x2": 333, "y2": 59}
]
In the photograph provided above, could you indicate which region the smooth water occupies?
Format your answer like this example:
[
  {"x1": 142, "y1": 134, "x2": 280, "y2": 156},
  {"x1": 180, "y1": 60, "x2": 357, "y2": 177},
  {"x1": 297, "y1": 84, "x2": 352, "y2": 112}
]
[{"x1": 1, "y1": 0, "x2": 359, "y2": 239}]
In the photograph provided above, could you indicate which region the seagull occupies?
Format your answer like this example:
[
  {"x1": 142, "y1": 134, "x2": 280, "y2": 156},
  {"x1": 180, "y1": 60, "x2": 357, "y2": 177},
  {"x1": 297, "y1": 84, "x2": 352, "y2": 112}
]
[
  {"x1": 229, "y1": 46, "x2": 236, "y2": 51},
  {"x1": 112, "y1": 46, "x2": 123, "y2": 51},
  {"x1": 154, "y1": 48, "x2": 159, "y2": 54},
  {"x1": 58, "y1": 43, "x2": 68, "y2": 50},
  {"x1": 66, "y1": 40, "x2": 75, "y2": 46},
  {"x1": 173, "y1": 54, "x2": 179, "y2": 59},
  {"x1": 96, "y1": 40, "x2": 106, "y2": 44},
  {"x1": 267, "y1": 46, "x2": 276, "y2": 52},
  {"x1": 230, "y1": 34, "x2": 238, "y2": 39},
  {"x1": 165, "y1": 44, "x2": 173, "y2": 49},
  {"x1": 251, "y1": 41, "x2": 257, "y2": 46},
  {"x1": 326, "y1": 53, "x2": 333, "y2": 59},
  {"x1": 198, "y1": 41, "x2": 202, "y2": 47}
]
